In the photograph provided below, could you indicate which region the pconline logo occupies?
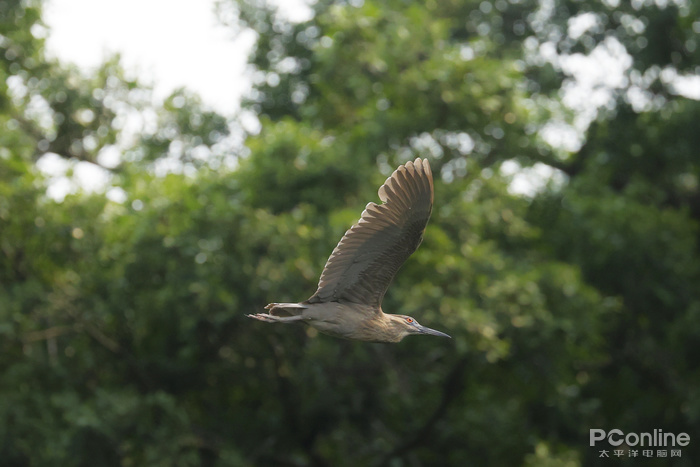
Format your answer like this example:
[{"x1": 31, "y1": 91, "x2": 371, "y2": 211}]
[{"x1": 590, "y1": 429, "x2": 690, "y2": 447}]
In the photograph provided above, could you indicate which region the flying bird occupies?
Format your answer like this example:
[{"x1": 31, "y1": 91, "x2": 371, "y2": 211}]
[{"x1": 248, "y1": 158, "x2": 449, "y2": 343}]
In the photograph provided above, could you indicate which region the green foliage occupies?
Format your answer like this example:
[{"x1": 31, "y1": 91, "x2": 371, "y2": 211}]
[{"x1": 1, "y1": 0, "x2": 698, "y2": 465}]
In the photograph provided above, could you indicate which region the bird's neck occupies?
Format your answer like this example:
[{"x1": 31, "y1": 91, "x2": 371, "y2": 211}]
[{"x1": 370, "y1": 313, "x2": 407, "y2": 343}]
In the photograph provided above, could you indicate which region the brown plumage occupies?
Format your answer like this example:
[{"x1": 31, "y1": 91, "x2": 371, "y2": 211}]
[{"x1": 247, "y1": 158, "x2": 450, "y2": 343}]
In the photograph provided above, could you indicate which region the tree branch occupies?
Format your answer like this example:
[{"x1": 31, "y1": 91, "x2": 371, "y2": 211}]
[{"x1": 22, "y1": 324, "x2": 78, "y2": 343}]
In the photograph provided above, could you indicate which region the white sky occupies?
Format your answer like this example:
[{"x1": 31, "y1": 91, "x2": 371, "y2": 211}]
[
  {"x1": 44, "y1": 0, "x2": 255, "y2": 115},
  {"x1": 41, "y1": 0, "x2": 313, "y2": 200}
]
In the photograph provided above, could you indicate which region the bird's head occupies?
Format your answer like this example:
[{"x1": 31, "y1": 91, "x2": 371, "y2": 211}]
[{"x1": 389, "y1": 314, "x2": 451, "y2": 342}]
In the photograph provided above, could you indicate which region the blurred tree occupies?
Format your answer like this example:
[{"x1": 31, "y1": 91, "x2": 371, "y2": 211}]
[
  {"x1": 223, "y1": 0, "x2": 699, "y2": 462},
  {"x1": 0, "y1": 0, "x2": 697, "y2": 465}
]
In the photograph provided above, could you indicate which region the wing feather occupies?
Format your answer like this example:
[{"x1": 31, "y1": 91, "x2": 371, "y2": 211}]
[{"x1": 306, "y1": 158, "x2": 434, "y2": 308}]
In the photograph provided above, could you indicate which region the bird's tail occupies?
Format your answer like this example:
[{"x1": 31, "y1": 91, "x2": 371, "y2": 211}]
[{"x1": 264, "y1": 302, "x2": 307, "y2": 317}]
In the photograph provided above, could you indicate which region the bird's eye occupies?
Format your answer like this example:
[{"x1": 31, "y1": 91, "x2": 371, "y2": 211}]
[{"x1": 406, "y1": 317, "x2": 414, "y2": 323}]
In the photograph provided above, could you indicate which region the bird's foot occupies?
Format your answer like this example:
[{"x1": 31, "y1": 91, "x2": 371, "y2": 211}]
[
  {"x1": 247, "y1": 313, "x2": 305, "y2": 323},
  {"x1": 247, "y1": 313, "x2": 278, "y2": 322}
]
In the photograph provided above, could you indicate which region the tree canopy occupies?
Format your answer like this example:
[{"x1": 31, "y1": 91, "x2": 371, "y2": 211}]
[{"x1": 1, "y1": 0, "x2": 698, "y2": 465}]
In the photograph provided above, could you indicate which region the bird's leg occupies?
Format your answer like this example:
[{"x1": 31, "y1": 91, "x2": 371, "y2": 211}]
[{"x1": 247, "y1": 313, "x2": 306, "y2": 323}]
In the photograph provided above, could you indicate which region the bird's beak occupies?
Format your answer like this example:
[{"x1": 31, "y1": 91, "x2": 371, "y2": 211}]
[{"x1": 417, "y1": 324, "x2": 451, "y2": 339}]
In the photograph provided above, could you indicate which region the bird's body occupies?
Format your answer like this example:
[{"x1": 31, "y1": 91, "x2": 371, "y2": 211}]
[
  {"x1": 248, "y1": 158, "x2": 450, "y2": 343},
  {"x1": 260, "y1": 302, "x2": 427, "y2": 343}
]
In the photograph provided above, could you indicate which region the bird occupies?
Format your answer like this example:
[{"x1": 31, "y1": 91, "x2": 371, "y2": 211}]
[{"x1": 247, "y1": 157, "x2": 450, "y2": 343}]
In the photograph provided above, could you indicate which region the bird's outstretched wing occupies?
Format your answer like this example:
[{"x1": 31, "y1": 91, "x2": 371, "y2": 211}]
[{"x1": 306, "y1": 158, "x2": 433, "y2": 309}]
